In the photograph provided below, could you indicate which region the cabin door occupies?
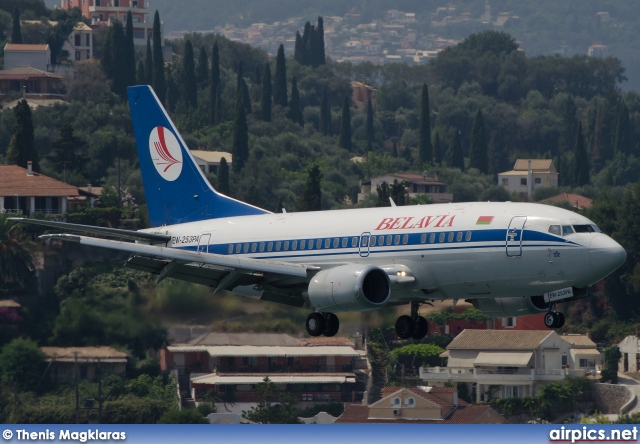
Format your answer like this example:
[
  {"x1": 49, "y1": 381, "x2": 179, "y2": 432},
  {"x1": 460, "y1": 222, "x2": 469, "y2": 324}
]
[
  {"x1": 506, "y1": 216, "x2": 527, "y2": 257},
  {"x1": 198, "y1": 233, "x2": 211, "y2": 253}
]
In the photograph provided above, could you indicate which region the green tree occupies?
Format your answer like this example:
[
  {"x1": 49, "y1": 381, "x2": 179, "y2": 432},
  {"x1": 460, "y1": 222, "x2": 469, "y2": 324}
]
[
  {"x1": 419, "y1": 83, "x2": 432, "y2": 166},
  {"x1": 293, "y1": 30, "x2": 302, "y2": 63},
  {"x1": 297, "y1": 163, "x2": 322, "y2": 212},
  {"x1": 144, "y1": 36, "x2": 153, "y2": 86},
  {"x1": 0, "y1": 338, "x2": 45, "y2": 392},
  {"x1": 390, "y1": 343, "x2": 445, "y2": 368},
  {"x1": 339, "y1": 94, "x2": 352, "y2": 151},
  {"x1": 232, "y1": 99, "x2": 249, "y2": 173},
  {"x1": 390, "y1": 179, "x2": 408, "y2": 206},
  {"x1": 316, "y1": 16, "x2": 325, "y2": 65},
  {"x1": 365, "y1": 97, "x2": 374, "y2": 152},
  {"x1": 10, "y1": 7, "x2": 21, "y2": 43},
  {"x1": 101, "y1": 26, "x2": 113, "y2": 80},
  {"x1": 152, "y1": 11, "x2": 166, "y2": 104},
  {"x1": 287, "y1": 76, "x2": 303, "y2": 126},
  {"x1": 136, "y1": 60, "x2": 145, "y2": 85},
  {"x1": 123, "y1": 11, "x2": 136, "y2": 89},
  {"x1": 209, "y1": 41, "x2": 220, "y2": 124},
  {"x1": 183, "y1": 39, "x2": 197, "y2": 108},
  {"x1": 0, "y1": 214, "x2": 35, "y2": 291},
  {"x1": 196, "y1": 46, "x2": 209, "y2": 89},
  {"x1": 573, "y1": 121, "x2": 590, "y2": 187},
  {"x1": 260, "y1": 62, "x2": 272, "y2": 122},
  {"x1": 5, "y1": 99, "x2": 38, "y2": 171},
  {"x1": 447, "y1": 131, "x2": 464, "y2": 171},
  {"x1": 469, "y1": 109, "x2": 488, "y2": 173},
  {"x1": 241, "y1": 377, "x2": 303, "y2": 424},
  {"x1": 320, "y1": 87, "x2": 331, "y2": 135},
  {"x1": 433, "y1": 131, "x2": 442, "y2": 165},
  {"x1": 558, "y1": 94, "x2": 578, "y2": 155},
  {"x1": 217, "y1": 157, "x2": 230, "y2": 195},
  {"x1": 109, "y1": 20, "x2": 127, "y2": 98},
  {"x1": 47, "y1": 123, "x2": 88, "y2": 176},
  {"x1": 601, "y1": 346, "x2": 622, "y2": 384},
  {"x1": 614, "y1": 100, "x2": 632, "y2": 156},
  {"x1": 273, "y1": 44, "x2": 287, "y2": 107},
  {"x1": 157, "y1": 409, "x2": 209, "y2": 424}
]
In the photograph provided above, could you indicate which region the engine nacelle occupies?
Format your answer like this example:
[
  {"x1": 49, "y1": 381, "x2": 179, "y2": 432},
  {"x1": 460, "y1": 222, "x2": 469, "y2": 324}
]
[
  {"x1": 307, "y1": 264, "x2": 391, "y2": 312},
  {"x1": 470, "y1": 295, "x2": 550, "y2": 318}
]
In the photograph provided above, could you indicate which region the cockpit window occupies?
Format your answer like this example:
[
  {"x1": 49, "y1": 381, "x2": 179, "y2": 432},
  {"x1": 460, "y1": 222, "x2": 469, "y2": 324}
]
[
  {"x1": 573, "y1": 224, "x2": 596, "y2": 233},
  {"x1": 548, "y1": 225, "x2": 561, "y2": 236},
  {"x1": 562, "y1": 225, "x2": 574, "y2": 236},
  {"x1": 592, "y1": 225, "x2": 601, "y2": 233}
]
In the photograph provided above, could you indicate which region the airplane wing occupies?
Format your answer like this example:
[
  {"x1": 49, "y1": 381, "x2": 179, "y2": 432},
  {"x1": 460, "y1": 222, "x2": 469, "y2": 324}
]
[
  {"x1": 41, "y1": 234, "x2": 318, "y2": 307},
  {"x1": 9, "y1": 218, "x2": 171, "y2": 243}
]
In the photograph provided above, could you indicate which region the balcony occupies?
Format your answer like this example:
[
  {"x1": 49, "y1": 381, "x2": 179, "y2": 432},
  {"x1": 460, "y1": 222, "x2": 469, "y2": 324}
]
[{"x1": 420, "y1": 366, "x2": 568, "y2": 382}]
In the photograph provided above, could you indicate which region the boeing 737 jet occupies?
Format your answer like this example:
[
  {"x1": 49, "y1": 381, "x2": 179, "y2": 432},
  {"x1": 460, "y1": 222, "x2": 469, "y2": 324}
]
[{"x1": 12, "y1": 86, "x2": 627, "y2": 339}]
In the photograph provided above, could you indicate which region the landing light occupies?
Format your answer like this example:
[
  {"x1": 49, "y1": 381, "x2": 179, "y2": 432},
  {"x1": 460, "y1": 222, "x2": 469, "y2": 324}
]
[{"x1": 397, "y1": 271, "x2": 407, "y2": 277}]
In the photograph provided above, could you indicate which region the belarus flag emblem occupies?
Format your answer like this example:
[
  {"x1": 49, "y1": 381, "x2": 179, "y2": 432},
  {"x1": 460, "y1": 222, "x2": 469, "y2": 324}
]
[{"x1": 476, "y1": 216, "x2": 494, "y2": 225}]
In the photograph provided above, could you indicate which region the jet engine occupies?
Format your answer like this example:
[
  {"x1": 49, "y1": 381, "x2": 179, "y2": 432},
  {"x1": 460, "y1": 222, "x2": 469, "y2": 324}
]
[
  {"x1": 470, "y1": 295, "x2": 550, "y2": 318},
  {"x1": 307, "y1": 264, "x2": 391, "y2": 312}
]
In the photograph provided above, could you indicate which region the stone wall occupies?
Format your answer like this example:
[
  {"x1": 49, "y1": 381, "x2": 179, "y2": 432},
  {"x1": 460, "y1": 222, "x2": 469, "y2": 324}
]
[{"x1": 594, "y1": 383, "x2": 632, "y2": 414}]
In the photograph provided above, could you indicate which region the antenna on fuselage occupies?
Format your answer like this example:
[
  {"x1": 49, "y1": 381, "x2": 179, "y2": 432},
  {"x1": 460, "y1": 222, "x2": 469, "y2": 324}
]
[{"x1": 389, "y1": 197, "x2": 397, "y2": 207}]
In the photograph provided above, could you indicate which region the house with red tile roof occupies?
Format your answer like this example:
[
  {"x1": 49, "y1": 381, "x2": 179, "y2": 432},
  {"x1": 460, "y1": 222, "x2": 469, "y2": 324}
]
[
  {"x1": 359, "y1": 172, "x2": 453, "y2": 203},
  {"x1": 539, "y1": 193, "x2": 593, "y2": 210},
  {"x1": 0, "y1": 66, "x2": 64, "y2": 101},
  {"x1": 334, "y1": 386, "x2": 505, "y2": 423},
  {"x1": 0, "y1": 163, "x2": 96, "y2": 215},
  {"x1": 41, "y1": 346, "x2": 127, "y2": 383},
  {"x1": 3, "y1": 44, "x2": 51, "y2": 72}
]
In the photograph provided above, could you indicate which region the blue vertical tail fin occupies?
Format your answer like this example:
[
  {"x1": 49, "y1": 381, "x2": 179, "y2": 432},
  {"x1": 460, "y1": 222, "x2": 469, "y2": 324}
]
[{"x1": 127, "y1": 85, "x2": 269, "y2": 227}]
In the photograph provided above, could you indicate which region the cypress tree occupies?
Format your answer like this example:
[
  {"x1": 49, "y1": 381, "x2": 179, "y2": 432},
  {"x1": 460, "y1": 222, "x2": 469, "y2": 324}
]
[
  {"x1": 196, "y1": 46, "x2": 209, "y2": 89},
  {"x1": 573, "y1": 121, "x2": 590, "y2": 186},
  {"x1": 307, "y1": 25, "x2": 318, "y2": 68},
  {"x1": 317, "y1": 16, "x2": 326, "y2": 65},
  {"x1": 558, "y1": 95, "x2": 578, "y2": 155},
  {"x1": 5, "y1": 100, "x2": 37, "y2": 171},
  {"x1": 447, "y1": 131, "x2": 464, "y2": 171},
  {"x1": 469, "y1": 109, "x2": 488, "y2": 173},
  {"x1": 124, "y1": 11, "x2": 136, "y2": 89},
  {"x1": 254, "y1": 64, "x2": 261, "y2": 85},
  {"x1": 614, "y1": 100, "x2": 632, "y2": 155},
  {"x1": 287, "y1": 76, "x2": 303, "y2": 126},
  {"x1": 273, "y1": 44, "x2": 287, "y2": 107},
  {"x1": 217, "y1": 157, "x2": 230, "y2": 195},
  {"x1": 365, "y1": 97, "x2": 374, "y2": 151},
  {"x1": 297, "y1": 164, "x2": 322, "y2": 212},
  {"x1": 339, "y1": 94, "x2": 352, "y2": 151},
  {"x1": 166, "y1": 70, "x2": 179, "y2": 113},
  {"x1": 260, "y1": 62, "x2": 272, "y2": 122},
  {"x1": 210, "y1": 41, "x2": 220, "y2": 124},
  {"x1": 145, "y1": 36, "x2": 153, "y2": 86},
  {"x1": 47, "y1": 123, "x2": 87, "y2": 173},
  {"x1": 183, "y1": 39, "x2": 197, "y2": 108},
  {"x1": 110, "y1": 21, "x2": 127, "y2": 98},
  {"x1": 101, "y1": 27, "x2": 113, "y2": 79},
  {"x1": 300, "y1": 22, "x2": 311, "y2": 66},
  {"x1": 418, "y1": 83, "x2": 433, "y2": 166},
  {"x1": 136, "y1": 60, "x2": 145, "y2": 85},
  {"x1": 294, "y1": 31, "x2": 302, "y2": 64},
  {"x1": 152, "y1": 11, "x2": 166, "y2": 104},
  {"x1": 433, "y1": 131, "x2": 442, "y2": 165},
  {"x1": 320, "y1": 87, "x2": 331, "y2": 135},
  {"x1": 232, "y1": 99, "x2": 249, "y2": 173},
  {"x1": 11, "y1": 7, "x2": 22, "y2": 44},
  {"x1": 392, "y1": 140, "x2": 399, "y2": 158},
  {"x1": 241, "y1": 78, "x2": 252, "y2": 115},
  {"x1": 214, "y1": 83, "x2": 223, "y2": 124}
]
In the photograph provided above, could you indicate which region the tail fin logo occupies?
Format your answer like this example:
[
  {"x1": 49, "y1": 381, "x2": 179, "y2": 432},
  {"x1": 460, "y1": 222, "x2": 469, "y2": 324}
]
[{"x1": 148, "y1": 126, "x2": 183, "y2": 181}]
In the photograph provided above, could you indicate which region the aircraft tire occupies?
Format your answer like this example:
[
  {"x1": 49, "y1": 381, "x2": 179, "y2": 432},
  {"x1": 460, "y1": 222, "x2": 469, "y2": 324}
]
[
  {"x1": 543, "y1": 312, "x2": 558, "y2": 329},
  {"x1": 412, "y1": 316, "x2": 428, "y2": 340},
  {"x1": 555, "y1": 312, "x2": 565, "y2": 329},
  {"x1": 323, "y1": 313, "x2": 340, "y2": 337},
  {"x1": 306, "y1": 312, "x2": 325, "y2": 337},
  {"x1": 395, "y1": 315, "x2": 414, "y2": 339}
]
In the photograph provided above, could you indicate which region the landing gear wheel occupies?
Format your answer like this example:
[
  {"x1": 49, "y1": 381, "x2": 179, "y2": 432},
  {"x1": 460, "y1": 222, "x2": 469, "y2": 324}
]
[
  {"x1": 555, "y1": 312, "x2": 565, "y2": 329},
  {"x1": 544, "y1": 312, "x2": 559, "y2": 329},
  {"x1": 306, "y1": 312, "x2": 325, "y2": 337},
  {"x1": 323, "y1": 313, "x2": 340, "y2": 337},
  {"x1": 395, "y1": 315, "x2": 414, "y2": 339},
  {"x1": 412, "y1": 316, "x2": 428, "y2": 340}
]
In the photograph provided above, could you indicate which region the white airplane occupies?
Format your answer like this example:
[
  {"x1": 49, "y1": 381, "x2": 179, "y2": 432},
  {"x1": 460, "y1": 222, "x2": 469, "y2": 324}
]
[{"x1": 12, "y1": 85, "x2": 627, "y2": 339}]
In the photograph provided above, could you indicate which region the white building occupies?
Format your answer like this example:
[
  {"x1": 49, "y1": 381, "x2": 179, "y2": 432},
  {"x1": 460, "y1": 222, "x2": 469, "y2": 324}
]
[
  {"x1": 190, "y1": 150, "x2": 232, "y2": 175},
  {"x1": 498, "y1": 159, "x2": 558, "y2": 199},
  {"x1": 3, "y1": 44, "x2": 51, "y2": 72}
]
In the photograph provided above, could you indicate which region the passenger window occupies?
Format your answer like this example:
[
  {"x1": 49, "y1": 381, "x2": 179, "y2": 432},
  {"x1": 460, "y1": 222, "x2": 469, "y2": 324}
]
[
  {"x1": 448, "y1": 232, "x2": 454, "y2": 242},
  {"x1": 394, "y1": 235, "x2": 400, "y2": 245},
  {"x1": 323, "y1": 239, "x2": 330, "y2": 248},
  {"x1": 267, "y1": 242, "x2": 273, "y2": 251},
  {"x1": 251, "y1": 243, "x2": 257, "y2": 253},
  {"x1": 362, "y1": 237, "x2": 369, "y2": 247},
  {"x1": 317, "y1": 239, "x2": 323, "y2": 249},
  {"x1": 333, "y1": 238, "x2": 339, "y2": 248},
  {"x1": 351, "y1": 237, "x2": 358, "y2": 247},
  {"x1": 548, "y1": 225, "x2": 561, "y2": 236},
  {"x1": 292, "y1": 240, "x2": 298, "y2": 250},
  {"x1": 402, "y1": 234, "x2": 408, "y2": 244},
  {"x1": 235, "y1": 244, "x2": 241, "y2": 253},
  {"x1": 243, "y1": 243, "x2": 249, "y2": 253},
  {"x1": 228, "y1": 244, "x2": 233, "y2": 254},
  {"x1": 465, "y1": 231, "x2": 472, "y2": 242},
  {"x1": 420, "y1": 233, "x2": 426, "y2": 244},
  {"x1": 371, "y1": 236, "x2": 377, "y2": 247},
  {"x1": 430, "y1": 233, "x2": 435, "y2": 243},
  {"x1": 260, "y1": 242, "x2": 265, "y2": 252},
  {"x1": 456, "y1": 232, "x2": 462, "y2": 242},
  {"x1": 341, "y1": 238, "x2": 348, "y2": 248},
  {"x1": 562, "y1": 225, "x2": 574, "y2": 236},
  {"x1": 275, "y1": 241, "x2": 281, "y2": 251},
  {"x1": 439, "y1": 233, "x2": 445, "y2": 243},
  {"x1": 300, "y1": 240, "x2": 306, "y2": 250},
  {"x1": 284, "y1": 241, "x2": 289, "y2": 250},
  {"x1": 386, "y1": 235, "x2": 392, "y2": 246}
]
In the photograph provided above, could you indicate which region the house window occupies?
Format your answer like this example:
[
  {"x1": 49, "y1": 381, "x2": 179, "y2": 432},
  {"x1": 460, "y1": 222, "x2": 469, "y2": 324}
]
[
  {"x1": 579, "y1": 359, "x2": 596, "y2": 367},
  {"x1": 534, "y1": 177, "x2": 542, "y2": 184},
  {"x1": 405, "y1": 397, "x2": 415, "y2": 406},
  {"x1": 75, "y1": 34, "x2": 81, "y2": 46},
  {"x1": 503, "y1": 317, "x2": 516, "y2": 327},
  {"x1": 86, "y1": 34, "x2": 90, "y2": 46},
  {"x1": 502, "y1": 178, "x2": 508, "y2": 186},
  {"x1": 75, "y1": 51, "x2": 81, "y2": 60},
  {"x1": 562, "y1": 355, "x2": 568, "y2": 367},
  {"x1": 520, "y1": 178, "x2": 527, "y2": 186},
  {"x1": 391, "y1": 397, "x2": 400, "y2": 406}
]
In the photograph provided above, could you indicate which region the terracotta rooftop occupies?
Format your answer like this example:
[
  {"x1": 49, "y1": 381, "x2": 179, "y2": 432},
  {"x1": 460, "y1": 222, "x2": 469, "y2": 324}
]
[
  {"x1": 447, "y1": 329, "x2": 553, "y2": 350},
  {"x1": 0, "y1": 300, "x2": 21, "y2": 308},
  {"x1": 562, "y1": 334, "x2": 597, "y2": 348},
  {"x1": 0, "y1": 66, "x2": 63, "y2": 80},
  {"x1": 41, "y1": 346, "x2": 127, "y2": 362},
  {"x1": 186, "y1": 332, "x2": 355, "y2": 347},
  {"x1": 0, "y1": 165, "x2": 79, "y2": 197},
  {"x1": 334, "y1": 403, "x2": 503, "y2": 424},
  {"x1": 539, "y1": 193, "x2": 593, "y2": 209},
  {"x1": 4, "y1": 43, "x2": 49, "y2": 51},
  {"x1": 513, "y1": 159, "x2": 554, "y2": 171}
]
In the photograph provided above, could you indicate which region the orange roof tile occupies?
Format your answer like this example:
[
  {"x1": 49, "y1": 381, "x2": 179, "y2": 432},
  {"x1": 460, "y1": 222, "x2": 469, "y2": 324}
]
[
  {"x1": 4, "y1": 44, "x2": 49, "y2": 51},
  {"x1": 539, "y1": 193, "x2": 593, "y2": 209},
  {"x1": 0, "y1": 165, "x2": 79, "y2": 197},
  {"x1": 334, "y1": 404, "x2": 504, "y2": 424}
]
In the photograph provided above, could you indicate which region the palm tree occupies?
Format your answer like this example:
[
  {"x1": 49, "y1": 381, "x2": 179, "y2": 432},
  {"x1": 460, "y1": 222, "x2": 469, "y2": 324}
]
[{"x1": 0, "y1": 213, "x2": 35, "y2": 292}]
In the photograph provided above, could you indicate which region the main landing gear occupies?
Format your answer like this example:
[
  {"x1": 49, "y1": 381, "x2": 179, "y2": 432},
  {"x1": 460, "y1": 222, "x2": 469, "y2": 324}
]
[
  {"x1": 395, "y1": 301, "x2": 429, "y2": 340},
  {"x1": 306, "y1": 312, "x2": 340, "y2": 337},
  {"x1": 543, "y1": 305, "x2": 565, "y2": 329}
]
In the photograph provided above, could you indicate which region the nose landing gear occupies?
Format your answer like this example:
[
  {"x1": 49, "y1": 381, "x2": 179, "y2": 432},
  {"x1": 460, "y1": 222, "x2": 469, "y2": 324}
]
[
  {"x1": 306, "y1": 312, "x2": 340, "y2": 337},
  {"x1": 395, "y1": 301, "x2": 429, "y2": 340},
  {"x1": 543, "y1": 305, "x2": 565, "y2": 329}
]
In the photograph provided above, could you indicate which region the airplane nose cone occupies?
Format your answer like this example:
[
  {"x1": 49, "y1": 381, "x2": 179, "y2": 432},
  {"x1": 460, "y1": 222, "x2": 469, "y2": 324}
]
[{"x1": 590, "y1": 234, "x2": 626, "y2": 278}]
